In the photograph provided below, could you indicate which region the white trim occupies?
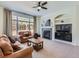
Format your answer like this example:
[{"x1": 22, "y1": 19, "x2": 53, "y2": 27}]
[
  {"x1": 54, "y1": 39, "x2": 73, "y2": 45},
  {"x1": 54, "y1": 39, "x2": 78, "y2": 46}
]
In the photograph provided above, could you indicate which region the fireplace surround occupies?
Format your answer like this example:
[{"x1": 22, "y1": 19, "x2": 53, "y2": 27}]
[{"x1": 42, "y1": 28, "x2": 52, "y2": 40}]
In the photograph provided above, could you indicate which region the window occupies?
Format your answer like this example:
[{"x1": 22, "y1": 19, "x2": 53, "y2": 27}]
[
  {"x1": 18, "y1": 17, "x2": 30, "y2": 31},
  {"x1": 12, "y1": 13, "x2": 34, "y2": 36},
  {"x1": 12, "y1": 15, "x2": 17, "y2": 36}
]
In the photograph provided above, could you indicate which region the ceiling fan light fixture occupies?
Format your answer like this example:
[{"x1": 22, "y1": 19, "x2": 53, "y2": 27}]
[{"x1": 37, "y1": 6, "x2": 41, "y2": 9}]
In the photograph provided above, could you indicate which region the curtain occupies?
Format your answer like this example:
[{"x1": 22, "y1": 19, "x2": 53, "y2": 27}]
[
  {"x1": 33, "y1": 16, "x2": 37, "y2": 33},
  {"x1": 4, "y1": 9, "x2": 12, "y2": 37}
]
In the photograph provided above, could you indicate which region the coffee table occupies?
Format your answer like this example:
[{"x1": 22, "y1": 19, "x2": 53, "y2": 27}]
[{"x1": 27, "y1": 38, "x2": 43, "y2": 51}]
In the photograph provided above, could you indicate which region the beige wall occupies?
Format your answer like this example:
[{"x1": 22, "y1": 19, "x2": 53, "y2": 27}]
[{"x1": 75, "y1": 5, "x2": 79, "y2": 46}]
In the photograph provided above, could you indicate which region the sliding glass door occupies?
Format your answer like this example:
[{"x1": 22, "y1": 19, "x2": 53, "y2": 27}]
[{"x1": 12, "y1": 14, "x2": 34, "y2": 36}]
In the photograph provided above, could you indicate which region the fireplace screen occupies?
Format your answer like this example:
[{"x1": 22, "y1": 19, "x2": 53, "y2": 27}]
[{"x1": 42, "y1": 28, "x2": 52, "y2": 40}]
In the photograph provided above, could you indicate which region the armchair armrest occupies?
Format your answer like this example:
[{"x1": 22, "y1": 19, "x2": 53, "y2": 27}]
[{"x1": 3, "y1": 46, "x2": 33, "y2": 58}]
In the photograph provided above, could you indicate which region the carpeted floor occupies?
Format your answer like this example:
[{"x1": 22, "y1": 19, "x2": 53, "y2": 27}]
[{"x1": 32, "y1": 39, "x2": 79, "y2": 58}]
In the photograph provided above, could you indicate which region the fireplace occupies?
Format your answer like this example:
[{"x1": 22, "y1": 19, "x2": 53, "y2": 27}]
[{"x1": 42, "y1": 28, "x2": 52, "y2": 40}]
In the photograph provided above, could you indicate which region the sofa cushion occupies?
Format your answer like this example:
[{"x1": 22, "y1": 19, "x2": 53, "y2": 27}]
[
  {"x1": 0, "y1": 36, "x2": 13, "y2": 56},
  {"x1": 8, "y1": 36, "x2": 16, "y2": 43}
]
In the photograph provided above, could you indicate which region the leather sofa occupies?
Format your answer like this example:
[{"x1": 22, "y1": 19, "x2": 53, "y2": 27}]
[
  {"x1": 0, "y1": 46, "x2": 33, "y2": 58},
  {"x1": 0, "y1": 35, "x2": 33, "y2": 58}
]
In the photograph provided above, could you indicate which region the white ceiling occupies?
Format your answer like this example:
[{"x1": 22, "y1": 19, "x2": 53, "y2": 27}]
[{"x1": 0, "y1": 1, "x2": 79, "y2": 16}]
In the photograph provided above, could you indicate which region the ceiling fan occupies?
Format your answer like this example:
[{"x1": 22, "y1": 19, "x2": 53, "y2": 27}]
[{"x1": 33, "y1": 1, "x2": 47, "y2": 11}]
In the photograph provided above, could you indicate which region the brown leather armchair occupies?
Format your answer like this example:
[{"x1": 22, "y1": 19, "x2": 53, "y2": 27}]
[
  {"x1": 0, "y1": 46, "x2": 33, "y2": 58},
  {"x1": 19, "y1": 33, "x2": 30, "y2": 43}
]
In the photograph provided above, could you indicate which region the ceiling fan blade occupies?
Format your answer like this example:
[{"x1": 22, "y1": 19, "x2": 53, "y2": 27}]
[
  {"x1": 33, "y1": 6, "x2": 38, "y2": 8},
  {"x1": 42, "y1": 2, "x2": 47, "y2": 6},
  {"x1": 38, "y1": 1, "x2": 41, "y2": 5},
  {"x1": 38, "y1": 1, "x2": 41, "y2": 6},
  {"x1": 41, "y1": 7, "x2": 47, "y2": 9}
]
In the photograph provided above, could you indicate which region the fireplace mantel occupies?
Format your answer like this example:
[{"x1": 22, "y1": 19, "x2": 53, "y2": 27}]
[{"x1": 41, "y1": 26, "x2": 53, "y2": 28}]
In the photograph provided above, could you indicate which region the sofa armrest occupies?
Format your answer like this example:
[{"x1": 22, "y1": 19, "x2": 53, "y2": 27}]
[{"x1": 4, "y1": 46, "x2": 33, "y2": 58}]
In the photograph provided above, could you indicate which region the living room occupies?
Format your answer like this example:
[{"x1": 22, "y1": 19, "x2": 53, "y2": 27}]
[{"x1": 0, "y1": 0, "x2": 79, "y2": 58}]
